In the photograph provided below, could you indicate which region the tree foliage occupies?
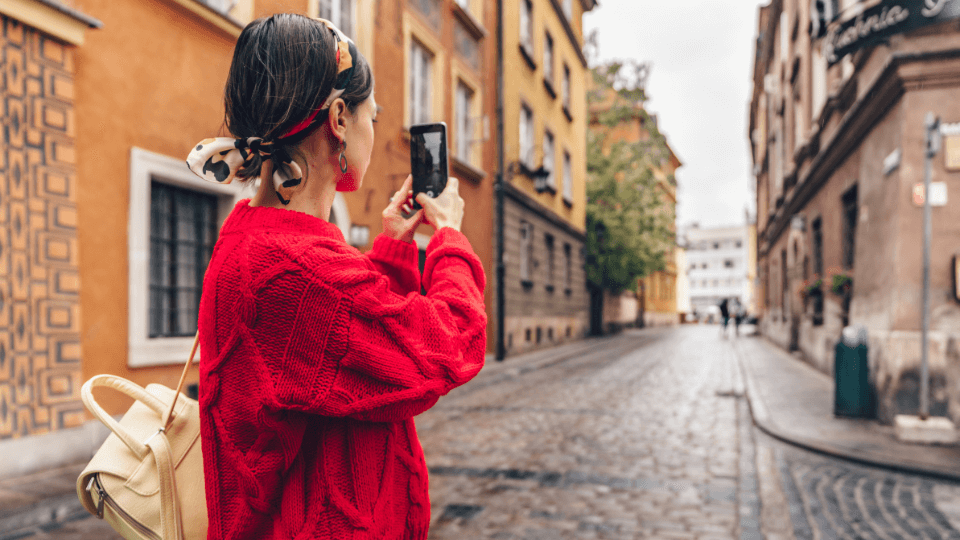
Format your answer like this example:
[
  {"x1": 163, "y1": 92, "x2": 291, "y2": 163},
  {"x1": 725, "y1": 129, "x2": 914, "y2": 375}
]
[{"x1": 586, "y1": 61, "x2": 675, "y2": 294}]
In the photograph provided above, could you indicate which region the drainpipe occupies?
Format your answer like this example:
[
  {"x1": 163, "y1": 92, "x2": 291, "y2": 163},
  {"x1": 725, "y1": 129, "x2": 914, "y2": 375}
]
[{"x1": 495, "y1": 0, "x2": 506, "y2": 361}]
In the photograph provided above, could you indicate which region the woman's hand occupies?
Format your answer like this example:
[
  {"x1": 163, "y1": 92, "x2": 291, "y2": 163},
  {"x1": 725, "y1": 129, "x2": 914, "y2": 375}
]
[
  {"x1": 417, "y1": 177, "x2": 464, "y2": 232},
  {"x1": 382, "y1": 175, "x2": 423, "y2": 243}
]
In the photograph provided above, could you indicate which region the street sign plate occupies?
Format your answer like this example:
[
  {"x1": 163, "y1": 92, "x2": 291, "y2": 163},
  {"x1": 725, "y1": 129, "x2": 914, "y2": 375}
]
[{"x1": 913, "y1": 182, "x2": 948, "y2": 207}]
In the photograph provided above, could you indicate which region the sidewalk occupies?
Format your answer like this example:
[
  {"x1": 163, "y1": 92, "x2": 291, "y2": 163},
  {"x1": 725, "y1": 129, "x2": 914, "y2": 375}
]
[{"x1": 734, "y1": 333, "x2": 960, "y2": 481}]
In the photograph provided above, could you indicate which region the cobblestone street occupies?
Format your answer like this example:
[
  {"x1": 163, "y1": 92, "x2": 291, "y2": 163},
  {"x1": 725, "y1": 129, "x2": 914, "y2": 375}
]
[
  {"x1": 419, "y1": 326, "x2": 960, "y2": 539},
  {"x1": 12, "y1": 326, "x2": 960, "y2": 539}
]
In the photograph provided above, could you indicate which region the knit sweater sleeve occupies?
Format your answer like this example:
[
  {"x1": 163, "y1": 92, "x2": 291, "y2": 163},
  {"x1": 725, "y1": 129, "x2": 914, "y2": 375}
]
[
  {"x1": 257, "y1": 227, "x2": 486, "y2": 422},
  {"x1": 363, "y1": 234, "x2": 421, "y2": 295}
]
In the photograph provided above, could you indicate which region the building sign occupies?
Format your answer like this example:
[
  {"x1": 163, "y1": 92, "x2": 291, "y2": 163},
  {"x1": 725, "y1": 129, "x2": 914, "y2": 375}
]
[
  {"x1": 913, "y1": 182, "x2": 948, "y2": 206},
  {"x1": 825, "y1": 0, "x2": 960, "y2": 65},
  {"x1": 941, "y1": 122, "x2": 960, "y2": 170}
]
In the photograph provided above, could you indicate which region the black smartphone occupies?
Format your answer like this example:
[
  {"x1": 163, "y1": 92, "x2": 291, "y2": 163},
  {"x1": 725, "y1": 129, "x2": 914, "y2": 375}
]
[{"x1": 409, "y1": 123, "x2": 449, "y2": 210}]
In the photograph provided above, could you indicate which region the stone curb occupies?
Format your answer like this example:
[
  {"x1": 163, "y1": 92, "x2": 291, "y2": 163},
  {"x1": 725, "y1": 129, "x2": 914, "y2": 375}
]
[{"x1": 734, "y1": 339, "x2": 960, "y2": 484}]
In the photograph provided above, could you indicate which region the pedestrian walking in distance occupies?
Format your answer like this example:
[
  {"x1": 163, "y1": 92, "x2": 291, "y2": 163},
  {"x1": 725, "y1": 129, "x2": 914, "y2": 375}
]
[
  {"x1": 719, "y1": 298, "x2": 730, "y2": 338},
  {"x1": 732, "y1": 299, "x2": 743, "y2": 337},
  {"x1": 187, "y1": 14, "x2": 487, "y2": 539}
]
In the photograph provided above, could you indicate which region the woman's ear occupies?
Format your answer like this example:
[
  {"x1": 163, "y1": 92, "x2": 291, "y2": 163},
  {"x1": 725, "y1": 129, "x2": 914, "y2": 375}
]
[{"x1": 326, "y1": 98, "x2": 349, "y2": 143}]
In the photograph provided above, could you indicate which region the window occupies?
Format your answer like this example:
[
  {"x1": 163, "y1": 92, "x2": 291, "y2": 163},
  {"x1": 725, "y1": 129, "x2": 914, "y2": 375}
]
[
  {"x1": 129, "y1": 147, "x2": 245, "y2": 367},
  {"x1": 543, "y1": 130, "x2": 555, "y2": 190},
  {"x1": 842, "y1": 185, "x2": 858, "y2": 269},
  {"x1": 545, "y1": 234, "x2": 555, "y2": 291},
  {"x1": 564, "y1": 243, "x2": 572, "y2": 292},
  {"x1": 781, "y1": 249, "x2": 788, "y2": 320},
  {"x1": 702, "y1": 263, "x2": 707, "y2": 269},
  {"x1": 562, "y1": 151, "x2": 573, "y2": 203},
  {"x1": 409, "y1": 39, "x2": 434, "y2": 126},
  {"x1": 455, "y1": 81, "x2": 474, "y2": 163},
  {"x1": 409, "y1": 0, "x2": 441, "y2": 29},
  {"x1": 317, "y1": 0, "x2": 354, "y2": 39},
  {"x1": 713, "y1": 242, "x2": 720, "y2": 249},
  {"x1": 812, "y1": 217, "x2": 823, "y2": 276},
  {"x1": 149, "y1": 183, "x2": 217, "y2": 338},
  {"x1": 735, "y1": 241, "x2": 742, "y2": 248},
  {"x1": 520, "y1": 221, "x2": 533, "y2": 283},
  {"x1": 200, "y1": 0, "x2": 232, "y2": 13},
  {"x1": 520, "y1": 104, "x2": 535, "y2": 167},
  {"x1": 543, "y1": 33, "x2": 554, "y2": 87},
  {"x1": 724, "y1": 260, "x2": 734, "y2": 268},
  {"x1": 520, "y1": 0, "x2": 533, "y2": 54},
  {"x1": 562, "y1": 64, "x2": 571, "y2": 112}
]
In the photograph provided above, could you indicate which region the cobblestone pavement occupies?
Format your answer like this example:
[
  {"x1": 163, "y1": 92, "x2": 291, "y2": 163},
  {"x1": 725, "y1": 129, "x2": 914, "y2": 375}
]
[
  {"x1": 16, "y1": 326, "x2": 960, "y2": 539},
  {"x1": 419, "y1": 327, "x2": 744, "y2": 539},
  {"x1": 754, "y1": 429, "x2": 960, "y2": 540},
  {"x1": 420, "y1": 326, "x2": 960, "y2": 540}
]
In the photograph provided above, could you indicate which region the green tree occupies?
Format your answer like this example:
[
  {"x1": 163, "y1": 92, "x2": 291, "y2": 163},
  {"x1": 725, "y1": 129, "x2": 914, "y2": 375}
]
[{"x1": 586, "y1": 61, "x2": 675, "y2": 294}]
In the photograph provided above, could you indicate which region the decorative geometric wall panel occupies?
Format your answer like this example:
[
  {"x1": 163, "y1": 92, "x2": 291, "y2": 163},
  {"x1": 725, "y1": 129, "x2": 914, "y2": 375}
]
[{"x1": 0, "y1": 16, "x2": 82, "y2": 439}]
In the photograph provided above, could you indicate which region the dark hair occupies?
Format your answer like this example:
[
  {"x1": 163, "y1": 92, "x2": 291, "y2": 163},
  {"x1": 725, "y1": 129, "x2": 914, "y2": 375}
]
[{"x1": 224, "y1": 13, "x2": 374, "y2": 180}]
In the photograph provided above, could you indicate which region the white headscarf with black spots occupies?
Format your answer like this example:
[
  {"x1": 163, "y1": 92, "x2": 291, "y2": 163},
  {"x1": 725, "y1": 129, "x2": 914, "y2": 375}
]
[{"x1": 186, "y1": 18, "x2": 357, "y2": 205}]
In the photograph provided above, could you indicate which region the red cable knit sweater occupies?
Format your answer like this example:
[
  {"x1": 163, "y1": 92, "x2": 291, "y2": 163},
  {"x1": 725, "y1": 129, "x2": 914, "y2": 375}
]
[{"x1": 198, "y1": 201, "x2": 487, "y2": 539}]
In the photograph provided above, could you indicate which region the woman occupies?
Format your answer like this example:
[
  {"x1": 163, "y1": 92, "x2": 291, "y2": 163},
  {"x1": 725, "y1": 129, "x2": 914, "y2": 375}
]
[{"x1": 187, "y1": 14, "x2": 487, "y2": 539}]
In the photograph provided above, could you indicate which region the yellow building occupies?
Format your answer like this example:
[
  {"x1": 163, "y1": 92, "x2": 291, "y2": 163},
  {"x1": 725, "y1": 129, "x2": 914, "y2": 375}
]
[
  {"x1": 587, "y1": 90, "x2": 682, "y2": 328},
  {"x1": 638, "y1": 143, "x2": 681, "y2": 326},
  {"x1": 498, "y1": 0, "x2": 595, "y2": 356}
]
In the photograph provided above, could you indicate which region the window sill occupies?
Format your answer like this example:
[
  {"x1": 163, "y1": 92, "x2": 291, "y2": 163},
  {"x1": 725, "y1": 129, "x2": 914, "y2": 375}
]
[
  {"x1": 452, "y1": 155, "x2": 487, "y2": 184},
  {"x1": 451, "y1": 2, "x2": 487, "y2": 40},
  {"x1": 562, "y1": 105, "x2": 573, "y2": 122},
  {"x1": 165, "y1": 0, "x2": 244, "y2": 38},
  {"x1": 543, "y1": 78, "x2": 557, "y2": 99},
  {"x1": 519, "y1": 43, "x2": 537, "y2": 71},
  {"x1": 562, "y1": 196, "x2": 573, "y2": 208}
]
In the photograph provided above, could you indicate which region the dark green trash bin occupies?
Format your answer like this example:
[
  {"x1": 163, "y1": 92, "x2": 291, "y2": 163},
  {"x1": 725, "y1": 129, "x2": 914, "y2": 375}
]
[{"x1": 834, "y1": 327, "x2": 873, "y2": 418}]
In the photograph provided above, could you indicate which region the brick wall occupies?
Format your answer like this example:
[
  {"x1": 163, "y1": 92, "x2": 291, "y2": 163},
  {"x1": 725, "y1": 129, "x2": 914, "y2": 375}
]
[{"x1": 0, "y1": 16, "x2": 83, "y2": 439}]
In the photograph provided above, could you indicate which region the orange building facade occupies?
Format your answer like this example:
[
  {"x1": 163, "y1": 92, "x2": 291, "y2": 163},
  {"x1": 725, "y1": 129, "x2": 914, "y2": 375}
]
[
  {"x1": 0, "y1": 0, "x2": 502, "y2": 477},
  {"x1": 364, "y1": 0, "x2": 497, "y2": 353}
]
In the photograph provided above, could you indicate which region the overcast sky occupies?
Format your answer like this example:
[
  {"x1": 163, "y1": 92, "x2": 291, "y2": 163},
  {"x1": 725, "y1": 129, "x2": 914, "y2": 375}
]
[{"x1": 583, "y1": 0, "x2": 766, "y2": 229}]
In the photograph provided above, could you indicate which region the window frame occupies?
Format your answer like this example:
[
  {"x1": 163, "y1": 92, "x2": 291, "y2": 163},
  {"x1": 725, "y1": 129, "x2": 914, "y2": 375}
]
[
  {"x1": 148, "y1": 181, "x2": 219, "y2": 339},
  {"x1": 520, "y1": 103, "x2": 535, "y2": 168},
  {"x1": 562, "y1": 150, "x2": 573, "y2": 204},
  {"x1": 315, "y1": 0, "x2": 356, "y2": 40},
  {"x1": 543, "y1": 32, "x2": 554, "y2": 88},
  {"x1": 545, "y1": 233, "x2": 555, "y2": 292},
  {"x1": 520, "y1": 220, "x2": 533, "y2": 285},
  {"x1": 520, "y1": 0, "x2": 534, "y2": 56},
  {"x1": 409, "y1": 38, "x2": 434, "y2": 127},
  {"x1": 812, "y1": 216, "x2": 824, "y2": 276},
  {"x1": 455, "y1": 79, "x2": 475, "y2": 163},
  {"x1": 842, "y1": 185, "x2": 858, "y2": 269},
  {"x1": 128, "y1": 147, "x2": 247, "y2": 368},
  {"x1": 543, "y1": 129, "x2": 556, "y2": 191},
  {"x1": 404, "y1": 13, "x2": 446, "y2": 130}
]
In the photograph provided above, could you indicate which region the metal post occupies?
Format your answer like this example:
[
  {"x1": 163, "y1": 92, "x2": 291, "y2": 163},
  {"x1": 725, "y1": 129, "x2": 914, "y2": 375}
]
[
  {"x1": 495, "y1": 0, "x2": 506, "y2": 361},
  {"x1": 920, "y1": 112, "x2": 939, "y2": 419}
]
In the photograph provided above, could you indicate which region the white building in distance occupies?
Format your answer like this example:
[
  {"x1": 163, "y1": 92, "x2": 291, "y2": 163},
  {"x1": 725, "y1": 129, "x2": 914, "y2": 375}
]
[{"x1": 684, "y1": 225, "x2": 753, "y2": 318}]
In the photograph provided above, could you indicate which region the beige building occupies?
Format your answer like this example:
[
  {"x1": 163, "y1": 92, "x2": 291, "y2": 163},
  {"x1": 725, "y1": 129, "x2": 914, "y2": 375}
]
[{"x1": 750, "y1": 0, "x2": 960, "y2": 423}]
